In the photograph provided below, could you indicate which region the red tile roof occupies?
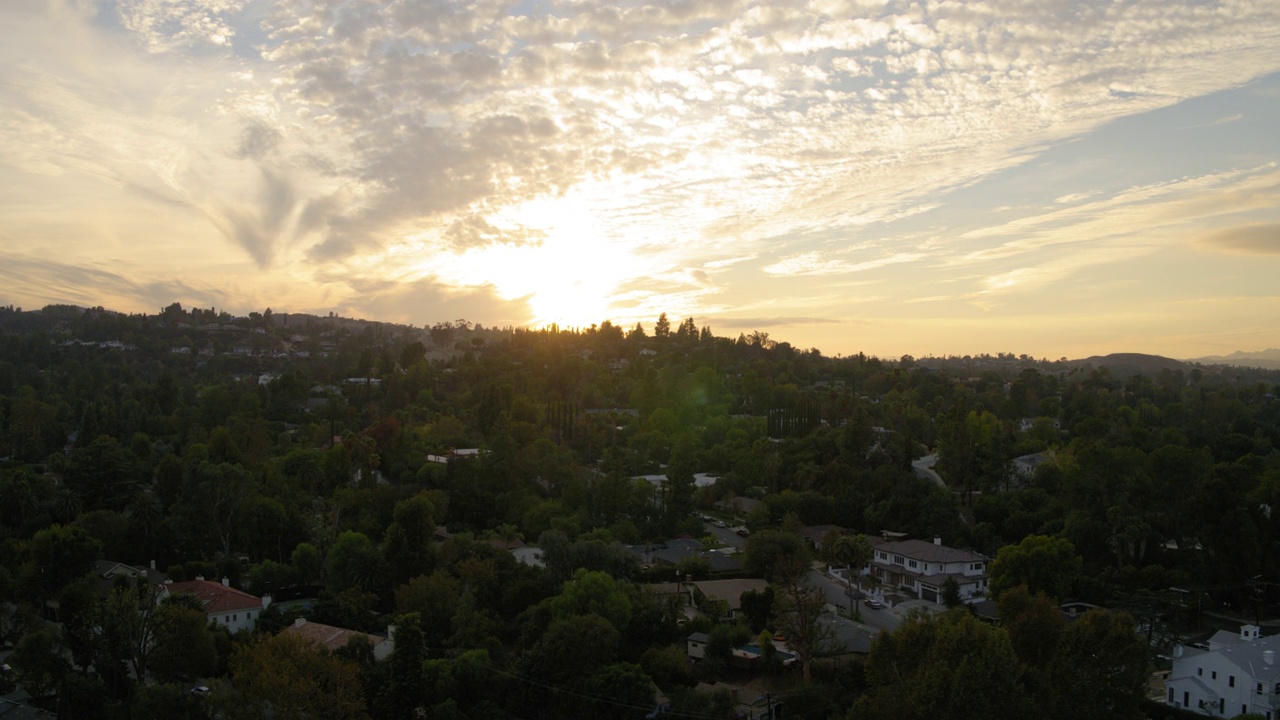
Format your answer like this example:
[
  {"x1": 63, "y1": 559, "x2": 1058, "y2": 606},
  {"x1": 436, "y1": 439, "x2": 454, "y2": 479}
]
[
  {"x1": 283, "y1": 619, "x2": 388, "y2": 653},
  {"x1": 164, "y1": 579, "x2": 263, "y2": 614}
]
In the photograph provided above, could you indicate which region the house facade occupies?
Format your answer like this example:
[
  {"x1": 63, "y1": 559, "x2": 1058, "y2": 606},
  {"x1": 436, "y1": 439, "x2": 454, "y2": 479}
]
[
  {"x1": 161, "y1": 577, "x2": 271, "y2": 633},
  {"x1": 1166, "y1": 625, "x2": 1280, "y2": 718},
  {"x1": 868, "y1": 537, "x2": 988, "y2": 604}
]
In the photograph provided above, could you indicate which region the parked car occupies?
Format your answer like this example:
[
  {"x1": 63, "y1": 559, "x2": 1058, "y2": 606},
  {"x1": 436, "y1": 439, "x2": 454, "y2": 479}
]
[
  {"x1": 714, "y1": 520, "x2": 727, "y2": 528},
  {"x1": 735, "y1": 527, "x2": 750, "y2": 537},
  {"x1": 864, "y1": 598, "x2": 884, "y2": 609}
]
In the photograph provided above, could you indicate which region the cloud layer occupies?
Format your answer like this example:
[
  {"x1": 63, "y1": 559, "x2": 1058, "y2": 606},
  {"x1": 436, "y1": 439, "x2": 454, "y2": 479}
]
[{"x1": 2, "y1": 0, "x2": 1280, "y2": 356}]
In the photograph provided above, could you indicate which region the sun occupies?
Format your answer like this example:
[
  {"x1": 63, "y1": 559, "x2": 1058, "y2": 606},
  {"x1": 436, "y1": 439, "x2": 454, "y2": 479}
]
[{"x1": 438, "y1": 190, "x2": 650, "y2": 329}]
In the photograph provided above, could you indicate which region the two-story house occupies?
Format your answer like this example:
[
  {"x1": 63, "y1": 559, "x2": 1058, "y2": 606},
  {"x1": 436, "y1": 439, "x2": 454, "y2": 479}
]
[
  {"x1": 1166, "y1": 625, "x2": 1280, "y2": 718},
  {"x1": 160, "y1": 576, "x2": 271, "y2": 633},
  {"x1": 868, "y1": 537, "x2": 988, "y2": 604}
]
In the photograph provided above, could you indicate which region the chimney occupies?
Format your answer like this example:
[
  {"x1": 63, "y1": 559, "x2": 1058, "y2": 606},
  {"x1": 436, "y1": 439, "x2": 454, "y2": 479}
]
[
  {"x1": 1266, "y1": 650, "x2": 1275, "y2": 666},
  {"x1": 933, "y1": 537, "x2": 942, "y2": 546},
  {"x1": 1243, "y1": 624, "x2": 1261, "y2": 641},
  {"x1": 222, "y1": 576, "x2": 230, "y2": 587},
  {"x1": 294, "y1": 618, "x2": 306, "y2": 627}
]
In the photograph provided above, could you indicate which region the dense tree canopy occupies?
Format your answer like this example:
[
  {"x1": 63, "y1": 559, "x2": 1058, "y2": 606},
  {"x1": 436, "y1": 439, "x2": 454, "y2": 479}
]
[{"x1": 2, "y1": 303, "x2": 1279, "y2": 718}]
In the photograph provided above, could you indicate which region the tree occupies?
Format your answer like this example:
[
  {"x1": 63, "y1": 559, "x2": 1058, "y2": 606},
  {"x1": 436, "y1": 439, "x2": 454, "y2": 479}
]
[
  {"x1": 942, "y1": 576, "x2": 962, "y2": 609},
  {"x1": 150, "y1": 601, "x2": 218, "y2": 684},
  {"x1": 394, "y1": 571, "x2": 461, "y2": 646},
  {"x1": 654, "y1": 313, "x2": 670, "y2": 339},
  {"x1": 580, "y1": 662, "x2": 657, "y2": 719},
  {"x1": 549, "y1": 569, "x2": 633, "y2": 633},
  {"x1": 101, "y1": 583, "x2": 161, "y2": 682},
  {"x1": 997, "y1": 585, "x2": 1065, "y2": 706},
  {"x1": 821, "y1": 532, "x2": 872, "y2": 619},
  {"x1": 744, "y1": 523, "x2": 811, "y2": 583},
  {"x1": 211, "y1": 632, "x2": 369, "y2": 720},
  {"x1": 773, "y1": 564, "x2": 831, "y2": 684},
  {"x1": 1048, "y1": 610, "x2": 1148, "y2": 720},
  {"x1": 9, "y1": 626, "x2": 69, "y2": 699},
  {"x1": 375, "y1": 613, "x2": 426, "y2": 719},
  {"x1": 989, "y1": 534, "x2": 1082, "y2": 600},
  {"x1": 858, "y1": 610, "x2": 1030, "y2": 720},
  {"x1": 326, "y1": 531, "x2": 386, "y2": 595},
  {"x1": 382, "y1": 493, "x2": 436, "y2": 584},
  {"x1": 21, "y1": 523, "x2": 102, "y2": 601}
]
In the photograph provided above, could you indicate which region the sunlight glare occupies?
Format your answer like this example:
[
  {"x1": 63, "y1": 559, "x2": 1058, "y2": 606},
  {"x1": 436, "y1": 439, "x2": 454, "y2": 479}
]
[{"x1": 440, "y1": 191, "x2": 650, "y2": 328}]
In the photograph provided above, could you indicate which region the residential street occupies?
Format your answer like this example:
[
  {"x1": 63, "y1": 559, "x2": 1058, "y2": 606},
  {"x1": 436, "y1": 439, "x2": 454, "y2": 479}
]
[{"x1": 808, "y1": 566, "x2": 902, "y2": 631}]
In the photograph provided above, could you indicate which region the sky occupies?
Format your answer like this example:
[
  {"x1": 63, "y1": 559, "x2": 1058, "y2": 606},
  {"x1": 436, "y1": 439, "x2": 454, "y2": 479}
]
[{"x1": 3, "y1": 0, "x2": 1280, "y2": 360}]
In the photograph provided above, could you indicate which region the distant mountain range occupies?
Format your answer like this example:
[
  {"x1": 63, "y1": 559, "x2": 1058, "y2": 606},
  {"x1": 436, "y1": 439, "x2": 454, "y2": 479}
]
[
  {"x1": 1187, "y1": 349, "x2": 1280, "y2": 370},
  {"x1": 1069, "y1": 351, "x2": 1280, "y2": 374}
]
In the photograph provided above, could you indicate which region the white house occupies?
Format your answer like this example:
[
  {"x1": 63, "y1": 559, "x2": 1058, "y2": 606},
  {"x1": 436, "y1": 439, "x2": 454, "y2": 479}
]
[
  {"x1": 161, "y1": 577, "x2": 271, "y2": 633},
  {"x1": 1166, "y1": 624, "x2": 1280, "y2": 718},
  {"x1": 868, "y1": 537, "x2": 988, "y2": 604}
]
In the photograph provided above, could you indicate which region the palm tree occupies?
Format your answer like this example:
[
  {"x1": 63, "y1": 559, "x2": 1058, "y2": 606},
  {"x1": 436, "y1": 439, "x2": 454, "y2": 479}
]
[{"x1": 822, "y1": 532, "x2": 872, "y2": 621}]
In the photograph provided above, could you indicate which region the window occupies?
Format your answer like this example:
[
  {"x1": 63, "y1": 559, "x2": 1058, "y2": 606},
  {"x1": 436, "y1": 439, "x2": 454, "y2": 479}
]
[
  {"x1": 1183, "y1": 691, "x2": 1188, "y2": 708},
  {"x1": 907, "y1": 560, "x2": 918, "y2": 569},
  {"x1": 1220, "y1": 699, "x2": 1225, "y2": 714},
  {"x1": 893, "y1": 554, "x2": 905, "y2": 564},
  {"x1": 1198, "y1": 667, "x2": 1203, "y2": 676},
  {"x1": 1230, "y1": 676, "x2": 1235, "y2": 688},
  {"x1": 1212, "y1": 671, "x2": 1217, "y2": 680},
  {"x1": 1259, "y1": 683, "x2": 1264, "y2": 693},
  {"x1": 1167, "y1": 688, "x2": 1173, "y2": 703}
]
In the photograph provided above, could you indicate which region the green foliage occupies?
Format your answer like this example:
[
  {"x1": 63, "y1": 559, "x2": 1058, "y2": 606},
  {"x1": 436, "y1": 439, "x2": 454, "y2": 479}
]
[
  {"x1": 9, "y1": 626, "x2": 69, "y2": 698},
  {"x1": 5, "y1": 306, "x2": 1280, "y2": 720},
  {"x1": 989, "y1": 534, "x2": 1083, "y2": 599},
  {"x1": 859, "y1": 610, "x2": 1030, "y2": 720}
]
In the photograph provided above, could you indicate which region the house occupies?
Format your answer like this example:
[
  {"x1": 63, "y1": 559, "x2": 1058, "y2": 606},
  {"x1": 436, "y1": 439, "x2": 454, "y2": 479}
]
[
  {"x1": 800, "y1": 524, "x2": 847, "y2": 552},
  {"x1": 626, "y1": 540, "x2": 742, "y2": 575},
  {"x1": 715, "y1": 497, "x2": 762, "y2": 517},
  {"x1": 161, "y1": 576, "x2": 271, "y2": 633},
  {"x1": 688, "y1": 579, "x2": 769, "y2": 620},
  {"x1": 91, "y1": 560, "x2": 167, "y2": 598},
  {"x1": 1165, "y1": 624, "x2": 1280, "y2": 718},
  {"x1": 1011, "y1": 452, "x2": 1051, "y2": 480},
  {"x1": 284, "y1": 618, "x2": 395, "y2": 661},
  {"x1": 868, "y1": 536, "x2": 988, "y2": 604},
  {"x1": 687, "y1": 631, "x2": 710, "y2": 659}
]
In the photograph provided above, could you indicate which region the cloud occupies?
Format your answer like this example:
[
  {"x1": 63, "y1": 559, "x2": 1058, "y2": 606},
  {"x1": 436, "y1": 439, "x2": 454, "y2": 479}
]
[
  {"x1": 4, "y1": 0, "x2": 1280, "y2": 357},
  {"x1": 1196, "y1": 223, "x2": 1280, "y2": 255},
  {"x1": 762, "y1": 250, "x2": 922, "y2": 276},
  {"x1": 712, "y1": 316, "x2": 842, "y2": 329},
  {"x1": 203, "y1": 167, "x2": 298, "y2": 269},
  {"x1": 0, "y1": 253, "x2": 231, "y2": 311}
]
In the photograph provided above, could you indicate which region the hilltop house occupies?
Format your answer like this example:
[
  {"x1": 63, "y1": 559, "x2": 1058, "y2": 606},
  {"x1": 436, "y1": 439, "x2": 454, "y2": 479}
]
[
  {"x1": 160, "y1": 576, "x2": 271, "y2": 633},
  {"x1": 868, "y1": 537, "x2": 988, "y2": 604},
  {"x1": 1166, "y1": 624, "x2": 1280, "y2": 718}
]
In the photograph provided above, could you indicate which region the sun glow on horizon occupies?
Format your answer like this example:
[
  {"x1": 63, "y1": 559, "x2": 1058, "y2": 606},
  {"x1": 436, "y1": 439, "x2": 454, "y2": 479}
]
[{"x1": 429, "y1": 191, "x2": 658, "y2": 329}]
